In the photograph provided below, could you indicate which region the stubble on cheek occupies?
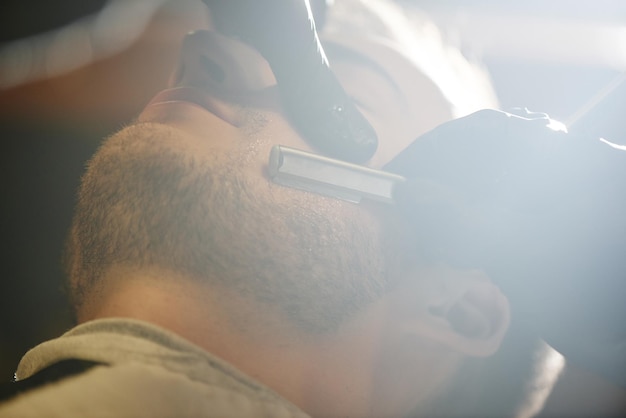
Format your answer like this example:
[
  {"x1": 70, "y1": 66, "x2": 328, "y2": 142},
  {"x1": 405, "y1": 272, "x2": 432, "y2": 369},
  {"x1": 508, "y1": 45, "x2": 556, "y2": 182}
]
[{"x1": 212, "y1": 107, "x2": 411, "y2": 331}]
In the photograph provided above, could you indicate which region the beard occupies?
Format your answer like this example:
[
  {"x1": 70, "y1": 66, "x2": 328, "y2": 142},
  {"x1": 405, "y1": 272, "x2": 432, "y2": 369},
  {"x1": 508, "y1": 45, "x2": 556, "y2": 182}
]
[{"x1": 68, "y1": 119, "x2": 405, "y2": 333}]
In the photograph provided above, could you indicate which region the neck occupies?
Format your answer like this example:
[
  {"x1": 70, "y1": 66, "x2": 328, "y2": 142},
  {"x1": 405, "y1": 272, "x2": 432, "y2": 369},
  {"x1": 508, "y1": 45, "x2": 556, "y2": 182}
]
[{"x1": 80, "y1": 266, "x2": 388, "y2": 417}]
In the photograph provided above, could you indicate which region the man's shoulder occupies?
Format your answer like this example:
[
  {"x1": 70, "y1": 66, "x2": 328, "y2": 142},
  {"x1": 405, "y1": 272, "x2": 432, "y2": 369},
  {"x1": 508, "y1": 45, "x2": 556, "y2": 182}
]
[
  {"x1": 0, "y1": 360, "x2": 306, "y2": 417},
  {"x1": 1, "y1": 319, "x2": 309, "y2": 417}
]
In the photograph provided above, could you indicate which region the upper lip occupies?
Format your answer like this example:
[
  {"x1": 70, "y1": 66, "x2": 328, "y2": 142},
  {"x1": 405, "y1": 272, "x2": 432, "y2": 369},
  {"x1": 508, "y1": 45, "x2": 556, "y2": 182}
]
[{"x1": 146, "y1": 86, "x2": 212, "y2": 112}]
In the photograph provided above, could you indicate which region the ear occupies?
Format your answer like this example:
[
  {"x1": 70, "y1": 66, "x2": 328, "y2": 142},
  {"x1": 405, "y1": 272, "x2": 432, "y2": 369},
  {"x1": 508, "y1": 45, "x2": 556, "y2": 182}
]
[{"x1": 394, "y1": 265, "x2": 511, "y2": 358}]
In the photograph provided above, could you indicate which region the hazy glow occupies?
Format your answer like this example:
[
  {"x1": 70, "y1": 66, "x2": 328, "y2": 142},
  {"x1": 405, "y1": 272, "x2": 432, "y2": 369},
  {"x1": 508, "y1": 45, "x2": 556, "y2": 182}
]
[
  {"x1": 600, "y1": 137, "x2": 626, "y2": 151},
  {"x1": 546, "y1": 118, "x2": 568, "y2": 133},
  {"x1": 517, "y1": 343, "x2": 566, "y2": 418},
  {"x1": 444, "y1": 12, "x2": 626, "y2": 70}
]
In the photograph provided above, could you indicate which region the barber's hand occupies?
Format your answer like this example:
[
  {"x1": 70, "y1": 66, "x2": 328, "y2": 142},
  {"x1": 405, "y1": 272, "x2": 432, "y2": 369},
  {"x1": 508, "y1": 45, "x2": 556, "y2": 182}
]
[{"x1": 386, "y1": 109, "x2": 626, "y2": 387}]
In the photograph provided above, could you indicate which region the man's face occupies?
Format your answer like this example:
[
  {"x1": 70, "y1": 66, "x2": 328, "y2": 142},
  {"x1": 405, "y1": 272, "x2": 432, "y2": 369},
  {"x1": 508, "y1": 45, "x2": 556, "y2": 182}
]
[
  {"x1": 68, "y1": 27, "x2": 507, "y2": 416},
  {"x1": 108, "y1": 29, "x2": 454, "y2": 333},
  {"x1": 137, "y1": 31, "x2": 447, "y2": 167}
]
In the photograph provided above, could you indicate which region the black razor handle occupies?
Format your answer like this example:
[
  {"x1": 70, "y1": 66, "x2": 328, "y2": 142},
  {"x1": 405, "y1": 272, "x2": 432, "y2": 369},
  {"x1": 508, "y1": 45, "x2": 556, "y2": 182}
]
[{"x1": 202, "y1": 0, "x2": 378, "y2": 163}]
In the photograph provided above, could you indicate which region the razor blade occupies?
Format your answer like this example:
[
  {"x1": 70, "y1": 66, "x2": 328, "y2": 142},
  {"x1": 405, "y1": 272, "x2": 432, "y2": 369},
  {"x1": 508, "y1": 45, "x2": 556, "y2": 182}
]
[{"x1": 268, "y1": 145, "x2": 406, "y2": 204}]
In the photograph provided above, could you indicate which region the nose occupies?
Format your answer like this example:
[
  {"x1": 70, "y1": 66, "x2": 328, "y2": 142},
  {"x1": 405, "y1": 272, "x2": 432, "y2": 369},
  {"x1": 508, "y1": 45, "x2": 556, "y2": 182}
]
[{"x1": 170, "y1": 30, "x2": 276, "y2": 94}]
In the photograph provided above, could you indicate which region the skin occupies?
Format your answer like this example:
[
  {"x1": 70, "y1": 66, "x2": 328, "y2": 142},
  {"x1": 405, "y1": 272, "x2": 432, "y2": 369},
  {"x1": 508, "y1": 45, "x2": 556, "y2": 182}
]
[{"x1": 74, "y1": 30, "x2": 511, "y2": 417}]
